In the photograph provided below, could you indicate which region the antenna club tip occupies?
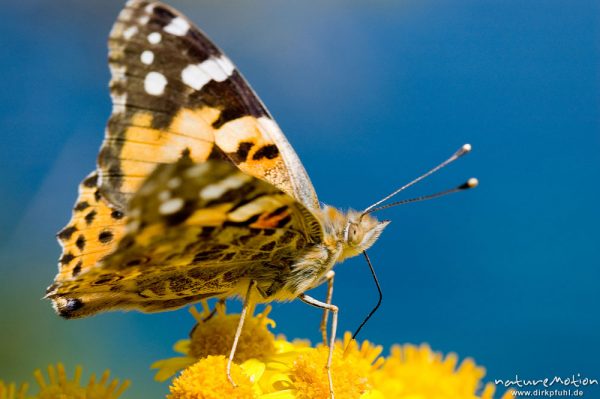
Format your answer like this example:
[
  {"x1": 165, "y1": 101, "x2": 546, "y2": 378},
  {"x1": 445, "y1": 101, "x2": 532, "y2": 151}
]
[
  {"x1": 458, "y1": 177, "x2": 478, "y2": 190},
  {"x1": 467, "y1": 177, "x2": 479, "y2": 188},
  {"x1": 455, "y1": 143, "x2": 472, "y2": 157}
]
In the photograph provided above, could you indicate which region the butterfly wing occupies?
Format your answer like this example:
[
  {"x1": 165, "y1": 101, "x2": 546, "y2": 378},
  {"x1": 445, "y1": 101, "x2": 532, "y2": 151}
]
[
  {"x1": 49, "y1": 158, "x2": 323, "y2": 318},
  {"x1": 50, "y1": 172, "x2": 127, "y2": 291},
  {"x1": 50, "y1": 0, "x2": 321, "y2": 303},
  {"x1": 100, "y1": 0, "x2": 318, "y2": 210}
]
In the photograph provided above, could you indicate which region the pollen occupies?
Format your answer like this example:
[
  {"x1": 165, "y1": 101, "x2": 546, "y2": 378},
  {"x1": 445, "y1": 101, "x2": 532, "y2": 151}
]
[
  {"x1": 167, "y1": 356, "x2": 257, "y2": 399},
  {"x1": 371, "y1": 344, "x2": 513, "y2": 399},
  {"x1": 188, "y1": 302, "x2": 276, "y2": 363},
  {"x1": 152, "y1": 301, "x2": 277, "y2": 381},
  {"x1": 286, "y1": 344, "x2": 374, "y2": 399}
]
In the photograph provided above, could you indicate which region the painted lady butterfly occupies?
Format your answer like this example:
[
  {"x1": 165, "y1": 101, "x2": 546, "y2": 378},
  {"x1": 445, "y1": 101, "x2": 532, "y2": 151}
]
[{"x1": 46, "y1": 1, "x2": 476, "y2": 395}]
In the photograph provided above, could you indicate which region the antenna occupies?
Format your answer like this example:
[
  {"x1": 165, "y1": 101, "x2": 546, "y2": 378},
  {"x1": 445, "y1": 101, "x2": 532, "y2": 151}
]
[
  {"x1": 362, "y1": 144, "x2": 473, "y2": 215},
  {"x1": 364, "y1": 178, "x2": 478, "y2": 215}
]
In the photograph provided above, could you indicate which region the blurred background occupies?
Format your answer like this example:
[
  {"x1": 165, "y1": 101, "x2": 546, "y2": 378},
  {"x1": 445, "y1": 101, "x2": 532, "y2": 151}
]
[{"x1": 1, "y1": 0, "x2": 598, "y2": 397}]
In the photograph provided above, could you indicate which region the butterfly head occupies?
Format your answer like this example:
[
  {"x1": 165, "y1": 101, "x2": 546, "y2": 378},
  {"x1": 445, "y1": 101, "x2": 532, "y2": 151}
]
[{"x1": 340, "y1": 210, "x2": 390, "y2": 261}]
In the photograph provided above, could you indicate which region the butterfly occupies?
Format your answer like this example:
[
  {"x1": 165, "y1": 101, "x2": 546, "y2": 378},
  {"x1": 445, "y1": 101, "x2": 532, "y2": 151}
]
[{"x1": 46, "y1": 1, "x2": 476, "y2": 396}]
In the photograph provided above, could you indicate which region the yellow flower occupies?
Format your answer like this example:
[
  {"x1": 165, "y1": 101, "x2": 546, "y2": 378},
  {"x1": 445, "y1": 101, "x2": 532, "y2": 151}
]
[
  {"x1": 155, "y1": 307, "x2": 512, "y2": 399},
  {"x1": 371, "y1": 343, "x2": 513, "y2": 399},
  {"x1": 0, "y1": 381, "x2": 30, "y2": 399},
  {"x1": 32, "y1": 363, "x2": 129, "y2": 399},
  {"x1": 167, "y1": 355, "x2": 262, "y2": 399},
  {"x1": 152, "y1": 301, "x2": 277, "y2": 381},
  {"x1": 259, "y1": 332, "x2": 382, "y2": 399}
]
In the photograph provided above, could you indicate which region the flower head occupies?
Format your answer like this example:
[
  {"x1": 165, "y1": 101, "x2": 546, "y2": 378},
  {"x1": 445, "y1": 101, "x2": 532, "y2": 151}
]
[
  {"x1": 156, "y1": 307, "x2": 511, "y2": 399},
  {"x1": 258, "y1": 332, "x2": 383, "y2": 399},
  {"x1": 153, "y1": 301, "x2": 277, "y2": 381},
  {"x1": 167, "y1": 355, "x2": 261, "y2": 399},
  {"x1": 32, "y1": 363, "x2": 129, "y2": 399},
  {"x1": 0, "y1": 381, "x2": 30, "y2": 399},
  {"x1": 371, "y1": 343, "x2": 513, "y2": 399}
]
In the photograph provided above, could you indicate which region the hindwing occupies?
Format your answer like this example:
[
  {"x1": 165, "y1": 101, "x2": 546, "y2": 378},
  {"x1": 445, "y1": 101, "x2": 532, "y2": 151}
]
[{"x1": 49, "y1": 157, "x2": 323, "y2": 318}]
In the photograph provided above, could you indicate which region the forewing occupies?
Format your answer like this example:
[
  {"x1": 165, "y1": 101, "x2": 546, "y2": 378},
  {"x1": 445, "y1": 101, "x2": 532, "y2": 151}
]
[
  {"x1": 48, "y1": 158, "x2": 323, "y2": 318},
  {"x1": 100, "y1": 0, "x2": 318, "y2": 210}
]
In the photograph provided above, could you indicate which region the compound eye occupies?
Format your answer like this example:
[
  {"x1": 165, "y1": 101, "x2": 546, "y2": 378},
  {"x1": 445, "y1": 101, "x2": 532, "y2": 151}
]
[{"x1": 348, "y1": 224, "x2": 361, "y2": 244}]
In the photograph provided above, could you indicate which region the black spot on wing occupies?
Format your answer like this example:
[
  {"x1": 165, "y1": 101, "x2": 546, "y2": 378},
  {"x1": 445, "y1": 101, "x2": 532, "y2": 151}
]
[
  {"x1": 275, "y1": 215, "x2": 292, "y2": 228},
  {"x1": 152, "y1": 5, "x2": 177, "y2": 23},
  {"x1": 252, "y1": 144, "x2": 279, "y2": 160},
  {"x1": 111, "y1": 210, "x2": 125, "y2": 220},
  {"x1": 228, "y1": 142, "x2": 254, "y2": 164},
  {"x1": 74, "y1": 201, "x2": 90, "y2": 211},
  {"x1": 60, "y1": 252, "x2": 75, "y2": 265},
  {"x1": 85, "y1": 210, "x2": 97, "y2": 225},
  {"x1": 99, "y1": 230, "x2": 114, "y2": 244},
  {"x1": 82, "y1": 174, "x2": 98, "y2": 188},
  {"x1": 75, "y1": 235, "x2": 86, "y2": 251},
  {"x1": 279, "y1": 230, "x2": 295, "y2": 245},
  {"x1": 267, "y1": 205, "x2": 288, "y2": 218},
  {"x1": 57, "y1": 226, "x2": 77, "y2": 241},
  {"x1": 72, "y1": 261, "x2": 82, "y2": 277},
  {"x1": 260, "y1": 242, "x2": 276, "y2": 252}
]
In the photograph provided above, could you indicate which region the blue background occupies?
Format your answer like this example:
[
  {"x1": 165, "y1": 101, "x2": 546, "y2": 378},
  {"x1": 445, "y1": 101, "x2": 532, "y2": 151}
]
[{"x1": 1, "y1": 0, "x2": 598, "y2": 397}]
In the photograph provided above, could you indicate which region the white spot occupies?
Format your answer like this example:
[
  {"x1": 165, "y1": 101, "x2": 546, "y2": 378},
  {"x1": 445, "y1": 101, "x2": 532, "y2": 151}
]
[
  {"x1": 129, "y1": 207, "x2": 141, "y2": 219},
  {"x1": 184, "y1": 163, "x2": 210, "y2": 178},
  {"x1": 228, "y1": 197, "x2": 282, "y2": 223},
  {"x1": 167, "y1": 177, "x2": 182, "y2": 189},
  {"x1": 111, "y1": 93, "x2": 127, "y2": 114},
  {"x1": 123, "y1": 26, "x2": 138, "y2": 39},
  {"x1": 141, "y1": 50, "x2": 154, "y2": 65},
  {"x1": 138, "y1": 15, "x2": 150, "y2": 25},
  {"x1": 181, "y1": 56, "x2": 235, "y2": 90},
  {"x1": 127, "y1": 219, "x2": 141, "y2": 232},
  {"x1": 144, "y1": 71, "x2": 167, "y2": 96},
  {"x1": 147, "y1": 32, "x2": 162, "y2": 44},
  {"x1": 216, "y1": 57, "x2": 235, "y2": 76},
  {"x1": 158, "y1": 190, "x2": 171, "y2": 202},
  {"x1": 181, "y1": 64, "x2": 210, "y2": 91},
  {"x1": 199, "y1": 173, "x2": 252, "y2": 201},
  {"x1": 159, "y1": 198, "x2": 184, "y2": 215},
  {"x1": 145, "y1": 3, "x2": 155, "y2": 13},
  {"x1": 109, "y1": 64, "x2": 126, "y2": 81},
  {"x1": 164, "y1": 17, "x2": 190, "y2": 36}
]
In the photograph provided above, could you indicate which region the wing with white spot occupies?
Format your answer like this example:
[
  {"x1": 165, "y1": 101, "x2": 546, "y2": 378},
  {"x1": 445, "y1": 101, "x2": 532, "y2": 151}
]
[
  {"x1": 49, "y1": 158, "x2": 323, "y2": 318},
  {"x1": 99, "y1": 0, "x2": 318, "y2": 211}
]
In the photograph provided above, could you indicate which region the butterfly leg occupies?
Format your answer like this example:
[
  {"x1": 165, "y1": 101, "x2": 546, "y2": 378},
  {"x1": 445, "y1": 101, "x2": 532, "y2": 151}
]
[
  {"x1": 319, "y1": 270, "x2": 335, "y2": 344},
  {"x1": 227, "y1": 280, "x2": 256, "y2": 387},
  {"x1": 299, "y1": 293, "x2": 338, "y2": 399}
]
